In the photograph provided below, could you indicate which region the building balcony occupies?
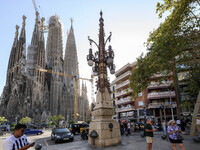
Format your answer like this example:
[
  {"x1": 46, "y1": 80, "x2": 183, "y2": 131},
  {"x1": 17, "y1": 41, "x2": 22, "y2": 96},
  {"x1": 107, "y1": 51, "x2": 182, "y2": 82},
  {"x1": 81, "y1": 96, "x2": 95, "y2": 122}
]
[
  {"x1": 116, "y1": 89, "x2": 132, "y2": 98},
  {"x1": 147, "y1": 81, "x2": 173, "y2": 90},
  {"x1": 147, "y1": 91, "x2": 175, "y2": 100},
  {"x1": 115, "y1": 71, "x2": 132, "y2": 83},
  {"x1": 115, "y1": 106, "x2": 135, "y2": 113},
  {"x1": 116, "y1": 80, "x2": 130, "y2": 90},
  {"x1": 148, "y1": 102, "x2": 177, "y2": 109},
  {"x1": 115, "y1": 97, "x2": 133, "y2": 105}
]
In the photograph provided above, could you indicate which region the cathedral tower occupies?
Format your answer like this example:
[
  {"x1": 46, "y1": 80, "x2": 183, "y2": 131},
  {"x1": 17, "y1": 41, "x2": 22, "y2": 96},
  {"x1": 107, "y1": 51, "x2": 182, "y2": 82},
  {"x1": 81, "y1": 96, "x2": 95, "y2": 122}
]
[
  {"x1": 46, "y1": 15, "x2": 64, "y2": 115},
  {"x1": 64, "y1": 19, "x2": 79, "y2": 121}
]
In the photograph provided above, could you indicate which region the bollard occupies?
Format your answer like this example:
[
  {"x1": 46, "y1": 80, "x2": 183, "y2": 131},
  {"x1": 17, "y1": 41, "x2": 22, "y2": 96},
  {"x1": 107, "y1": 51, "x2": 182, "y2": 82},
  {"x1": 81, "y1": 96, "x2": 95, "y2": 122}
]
[
  {"x1": 89, "y1": 130, "x2": 98, "y2": 145},
  {"x1": 35, "y1": 144, "x2": 42, "y2": 150}
]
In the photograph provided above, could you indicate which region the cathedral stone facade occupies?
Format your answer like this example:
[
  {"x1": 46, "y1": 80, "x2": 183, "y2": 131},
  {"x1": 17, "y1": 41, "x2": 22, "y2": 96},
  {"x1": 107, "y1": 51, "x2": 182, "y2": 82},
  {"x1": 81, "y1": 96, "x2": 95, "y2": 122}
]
[{"x1": 0, "y1": 12, "x2": 89, "y2": 124}]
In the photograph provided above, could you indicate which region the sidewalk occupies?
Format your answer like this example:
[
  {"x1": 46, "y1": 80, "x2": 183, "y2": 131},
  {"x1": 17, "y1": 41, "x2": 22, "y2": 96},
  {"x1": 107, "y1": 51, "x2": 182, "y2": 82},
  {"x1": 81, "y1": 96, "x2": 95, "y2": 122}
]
[{"x1": 42, "y1": 133, "x2": 200, "y2": 150}]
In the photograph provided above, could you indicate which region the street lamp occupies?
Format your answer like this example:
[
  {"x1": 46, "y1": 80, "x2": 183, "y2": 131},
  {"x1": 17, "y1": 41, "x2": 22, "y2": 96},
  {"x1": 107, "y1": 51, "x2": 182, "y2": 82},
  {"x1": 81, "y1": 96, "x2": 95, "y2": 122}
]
[{"x1": 87, "y1": 11, "x2": 115, "y2": 93}]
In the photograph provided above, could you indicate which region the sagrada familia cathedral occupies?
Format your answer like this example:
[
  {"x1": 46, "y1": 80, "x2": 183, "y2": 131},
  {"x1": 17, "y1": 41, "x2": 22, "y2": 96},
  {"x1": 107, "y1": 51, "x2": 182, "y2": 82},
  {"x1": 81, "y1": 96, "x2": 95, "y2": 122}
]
[{"x1": 0, "y1": 12, "x2": 90, "y2": 124}]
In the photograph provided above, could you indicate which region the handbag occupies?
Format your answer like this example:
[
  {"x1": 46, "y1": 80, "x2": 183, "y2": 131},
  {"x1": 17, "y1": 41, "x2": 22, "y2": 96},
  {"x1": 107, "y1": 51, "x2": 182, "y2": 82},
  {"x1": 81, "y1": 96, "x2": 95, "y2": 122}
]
[
  {"x1": 171, "y1": 125, "x2": 184, "y2": 141},
  {"x1": 176, "y1": 133, "x2": 184, "y2": 140}
]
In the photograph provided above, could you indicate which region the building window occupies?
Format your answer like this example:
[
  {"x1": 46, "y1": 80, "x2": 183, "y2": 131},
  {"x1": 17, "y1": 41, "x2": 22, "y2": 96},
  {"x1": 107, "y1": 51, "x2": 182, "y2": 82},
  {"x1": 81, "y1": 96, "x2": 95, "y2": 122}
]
[
  {"x1": 138, "y1": 101, "x2": 144, "y2": 106},
  {"x1": 113, "y1": 86, "x2": 115, "y2": 92},
  {"x1": 138, "y1": 92, "x2": 142, "y2": 97}
]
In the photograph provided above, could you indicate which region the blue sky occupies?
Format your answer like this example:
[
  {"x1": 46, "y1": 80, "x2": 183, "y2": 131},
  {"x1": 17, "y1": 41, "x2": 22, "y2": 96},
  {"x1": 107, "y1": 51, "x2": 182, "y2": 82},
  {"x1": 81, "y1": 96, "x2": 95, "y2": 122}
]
[{"x1": 0, "y1": 0, "x2": 165, "y2": 103}]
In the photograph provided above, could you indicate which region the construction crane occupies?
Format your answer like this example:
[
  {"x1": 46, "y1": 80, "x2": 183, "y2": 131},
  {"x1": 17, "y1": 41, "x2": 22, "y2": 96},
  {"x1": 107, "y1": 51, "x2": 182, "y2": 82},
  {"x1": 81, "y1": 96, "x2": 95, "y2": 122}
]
[
  {"x1": 32, "y1": 0, "x2": 48, "y2": 33},
  {"x1": 38, "y1": 68, "x2": 93, "y2": 122}
]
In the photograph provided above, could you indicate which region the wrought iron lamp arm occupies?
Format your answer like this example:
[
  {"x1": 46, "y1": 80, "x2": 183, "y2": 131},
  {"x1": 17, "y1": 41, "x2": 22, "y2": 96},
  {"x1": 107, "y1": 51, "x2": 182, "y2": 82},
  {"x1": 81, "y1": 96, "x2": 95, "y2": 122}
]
[
  {"x1": 88, "y1": 36, "x2": 99, "y2": 49},
  {"x1": 104, "y1": 32, "x2": 112, "y2": 46}
]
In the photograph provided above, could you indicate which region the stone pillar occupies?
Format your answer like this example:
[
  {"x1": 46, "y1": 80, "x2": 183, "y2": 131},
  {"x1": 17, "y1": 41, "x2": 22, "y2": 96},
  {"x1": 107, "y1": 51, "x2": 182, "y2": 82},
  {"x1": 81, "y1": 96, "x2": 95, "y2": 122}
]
[{"x1": 88, "y1": 88, "x2": 121, "y2": 147}]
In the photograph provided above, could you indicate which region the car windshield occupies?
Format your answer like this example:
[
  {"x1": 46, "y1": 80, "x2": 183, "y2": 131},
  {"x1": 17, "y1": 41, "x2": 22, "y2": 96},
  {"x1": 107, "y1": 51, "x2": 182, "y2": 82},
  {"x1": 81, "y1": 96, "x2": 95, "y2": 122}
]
[{"x1": 55, "y1": 128, "x2": 70, "y2": 133}]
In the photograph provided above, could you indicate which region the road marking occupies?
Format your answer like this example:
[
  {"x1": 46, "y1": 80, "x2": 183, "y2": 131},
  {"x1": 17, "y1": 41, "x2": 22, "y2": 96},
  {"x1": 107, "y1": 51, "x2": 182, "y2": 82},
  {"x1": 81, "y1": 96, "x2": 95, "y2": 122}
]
[{"x1": 44, "y1": 139, "x2": 49, "y2": 146}]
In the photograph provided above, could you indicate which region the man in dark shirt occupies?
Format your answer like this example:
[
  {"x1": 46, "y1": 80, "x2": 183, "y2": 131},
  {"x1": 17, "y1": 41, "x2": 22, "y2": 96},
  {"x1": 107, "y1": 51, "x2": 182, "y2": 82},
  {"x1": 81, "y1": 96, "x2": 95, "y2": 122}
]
[{"x1": 144, "y1": 118, "x2": 157, "y2": 150}]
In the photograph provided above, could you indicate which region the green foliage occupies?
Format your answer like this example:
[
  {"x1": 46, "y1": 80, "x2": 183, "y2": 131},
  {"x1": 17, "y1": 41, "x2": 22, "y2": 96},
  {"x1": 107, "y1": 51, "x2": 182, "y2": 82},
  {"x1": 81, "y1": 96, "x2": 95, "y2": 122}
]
[
  {"x1": 49, "y1": 114, "x2": 65, "y2": 126},
  {"x1": 129, "y1": 0, "x2": 200, "y2": 98},
  {"x1": 19, "y1": 116, "x2": 31, "y2": 124},
  {"x1": 10, "y1": 123, "x2": 16, "y2": 131},
  {"x1": 69, "y1": 120, "x2": 75, "y2": 125},
  {"x1": 0, "y1": 116, "x2": 7, "y2": 124}
]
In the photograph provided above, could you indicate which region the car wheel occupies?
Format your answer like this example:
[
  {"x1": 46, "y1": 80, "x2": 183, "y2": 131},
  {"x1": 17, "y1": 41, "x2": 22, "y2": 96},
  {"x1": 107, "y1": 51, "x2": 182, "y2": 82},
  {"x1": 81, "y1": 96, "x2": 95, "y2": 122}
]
[
  {"x1": 70, "y1": 138, "x2": 74, "y2": 142},
  {"x1": 37, "y1": 132, "x2": 41, "y2": 135}
]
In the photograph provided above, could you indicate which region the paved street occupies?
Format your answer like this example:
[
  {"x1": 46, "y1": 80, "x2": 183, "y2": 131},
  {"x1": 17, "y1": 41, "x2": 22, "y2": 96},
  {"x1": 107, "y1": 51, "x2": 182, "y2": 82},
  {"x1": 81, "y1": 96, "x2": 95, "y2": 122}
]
[{"x1": 1, "y1": 130, "x2": 199, "y2": 150}]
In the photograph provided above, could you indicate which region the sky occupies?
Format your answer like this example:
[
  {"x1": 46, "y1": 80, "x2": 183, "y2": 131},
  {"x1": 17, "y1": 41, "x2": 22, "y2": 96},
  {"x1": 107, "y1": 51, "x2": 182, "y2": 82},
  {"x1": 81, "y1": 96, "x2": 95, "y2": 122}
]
[{"x1": 0, "y1": 0, "x2": 166, "y2": 104}]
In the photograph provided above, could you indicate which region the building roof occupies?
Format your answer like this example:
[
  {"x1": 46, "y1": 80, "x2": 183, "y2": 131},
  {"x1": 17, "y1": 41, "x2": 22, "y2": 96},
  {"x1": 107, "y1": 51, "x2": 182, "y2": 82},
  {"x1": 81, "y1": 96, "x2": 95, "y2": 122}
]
[{"x1": 115, "y1": 61, "x2": 136, "y2": 77}]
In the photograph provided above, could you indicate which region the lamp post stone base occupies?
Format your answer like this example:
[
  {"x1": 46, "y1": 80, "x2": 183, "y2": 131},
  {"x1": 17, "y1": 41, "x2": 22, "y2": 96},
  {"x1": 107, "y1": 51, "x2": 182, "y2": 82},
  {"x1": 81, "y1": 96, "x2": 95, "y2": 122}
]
[{"x1": 88, "y1": 89, "x2": 121, "y2": 147}]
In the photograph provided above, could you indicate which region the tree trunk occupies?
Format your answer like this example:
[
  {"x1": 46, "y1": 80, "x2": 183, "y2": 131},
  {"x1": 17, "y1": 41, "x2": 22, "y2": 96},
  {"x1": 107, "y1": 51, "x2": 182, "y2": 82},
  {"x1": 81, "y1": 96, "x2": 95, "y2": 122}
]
[
  {"x1": 190, "y1": 91, "x2": 200, "y2": 136},
  {"x1": 172, "y1": 60, "x2": 181, "y2": 119}
]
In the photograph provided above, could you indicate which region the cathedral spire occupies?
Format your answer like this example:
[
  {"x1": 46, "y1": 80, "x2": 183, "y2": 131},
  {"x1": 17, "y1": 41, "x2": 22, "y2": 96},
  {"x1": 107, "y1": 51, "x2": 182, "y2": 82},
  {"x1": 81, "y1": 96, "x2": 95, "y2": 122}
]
[
  {"x1": 31, "y1": 11, "x2": 40, "y2": 45},
  {"x1": 14, "y1": 25, "x2": 19, "y2": 47},
  {"x1": 39, "y1": 17, "x2": 45, "y2": 42},
  {"x1": 20, "y1": 15, "x2": 26, "y2": 38},
  {"x1": 6, "y1": 25, "x2": 19, "y2": 82},
  {"x1": 15, "y1": 15, "x2": 26, "y2": 66}
]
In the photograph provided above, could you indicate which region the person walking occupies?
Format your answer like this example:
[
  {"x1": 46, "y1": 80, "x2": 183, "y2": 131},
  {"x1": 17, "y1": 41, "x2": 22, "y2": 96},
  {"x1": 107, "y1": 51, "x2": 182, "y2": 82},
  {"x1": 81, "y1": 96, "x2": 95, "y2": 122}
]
[
  {"x1": 130, "y1": 121, "x2": 135, "y2": 134},
  {"x1": 144, "y1": 118, "x2": 157, "y2": 150},
  {"x1": 167, "y1": 120, "x2": 185, "y2": 150},
  {"x1": 162, "y1": 120, "x2": 166, "y2": 135},
  {"x1": 180, "y1": 119, "x2": 186, "y2": 132},
  {"x1": 3, "y1": 124, "x2": 35, "y2": 150},
  {"x1": 196, "y1": 117, "x2": 200, "y2": 134},
  {"x1": 127, "y1": 121, "x2": 131, "y2": 135}
]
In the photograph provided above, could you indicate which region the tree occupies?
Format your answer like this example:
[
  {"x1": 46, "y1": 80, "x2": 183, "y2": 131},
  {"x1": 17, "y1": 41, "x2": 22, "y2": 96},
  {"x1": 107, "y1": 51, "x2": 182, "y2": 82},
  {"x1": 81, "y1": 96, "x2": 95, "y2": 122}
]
[
  {"x1": 129, "y1": 0, "x2": 200, "y2": 135},
  {"x1": 19, "y1": 116, "x2": 31, "y2": 124},
  {"x1": 49, "y1": 114, "x2": 65, "y2": 127},
  {"x1": 0, "y1": 116, "x2": 7, "y2": 125}
]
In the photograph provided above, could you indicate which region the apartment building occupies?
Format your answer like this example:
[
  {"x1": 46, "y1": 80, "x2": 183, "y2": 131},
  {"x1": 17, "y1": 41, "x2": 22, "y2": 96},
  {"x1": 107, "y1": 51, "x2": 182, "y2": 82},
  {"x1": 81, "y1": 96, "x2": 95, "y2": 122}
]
[
  {"x1": 114, "y1": 62, "x2": 147, "y2": 123},
  {"x1": 147, "y1": 75, "x2": 177, "y2": 122},
  {"x1": 113, "y1": 62, "x2": 178, "y2": 123}
]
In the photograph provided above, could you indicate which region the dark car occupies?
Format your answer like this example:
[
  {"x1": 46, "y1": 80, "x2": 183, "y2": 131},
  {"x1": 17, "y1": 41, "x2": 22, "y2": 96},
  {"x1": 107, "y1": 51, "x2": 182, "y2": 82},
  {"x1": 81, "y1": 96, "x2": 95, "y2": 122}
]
[
  {"x1": 51, "y1": 128, "x2": 74, "y2": 143},
  {"x1": 69, "y1": 123, "x2": 89, "y2": 135},
  {"x1": 24, "y1": 128, "x2": 43, "y2": 135}
]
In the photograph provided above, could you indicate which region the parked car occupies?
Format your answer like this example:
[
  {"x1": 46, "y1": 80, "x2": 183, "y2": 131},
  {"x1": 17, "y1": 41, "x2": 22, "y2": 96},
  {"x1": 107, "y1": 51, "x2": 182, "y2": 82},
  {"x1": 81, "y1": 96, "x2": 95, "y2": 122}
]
[
  {"x1": 51, "y1": 128, "x2": 74, "y2": 143},
  {"x1": 69, "y1": 123, "x2": 89, "y2": 135},
  {"x1": 24, "y1": 128, "x2": 43, "y2": 135}
]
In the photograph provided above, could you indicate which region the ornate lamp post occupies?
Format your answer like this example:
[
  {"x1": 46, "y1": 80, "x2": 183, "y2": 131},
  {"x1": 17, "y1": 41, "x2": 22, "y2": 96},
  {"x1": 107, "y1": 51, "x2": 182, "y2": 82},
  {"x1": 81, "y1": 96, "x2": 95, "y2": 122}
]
[
  {"x1": 87, "y1": 12, "x2": 115, "y2": 93},
  {"x1": 86, "y1": 11, "x2": 121, "y2": 147}
]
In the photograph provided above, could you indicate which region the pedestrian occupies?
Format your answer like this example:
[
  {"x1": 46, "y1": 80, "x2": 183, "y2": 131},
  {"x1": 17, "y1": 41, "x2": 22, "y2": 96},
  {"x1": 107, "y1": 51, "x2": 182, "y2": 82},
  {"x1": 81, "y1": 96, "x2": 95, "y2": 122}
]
[
  {"x1": 167, "y1": 120, "x2": 185, "y2": 150},
  {"x1": 3, "y1": 124, "x2": 35, "y2": 150},
  {"x1": 180, "y1": 119, "x2": 186, "y2": 132},
  {"x1": 130, "y1": 121, "x2": 135, "y2": 134},
  {"x1": 196, "y1": 117, "x2": 200, "y2": 134},
  {"x1": 162, "y1": 120, "x2": 166, "y2": 135},
  {"x1": 176, "y1": 119, "x2": 181, "y2": 127},
  {"x1": 144, "y1": 118, "x2": 157, "y2": 150},
  {"x1": 120, "y1": 122, "x2": 125, "y2": 135},
  {"x1": 127, "y1": 121, "x2": 131, "y2": 135}
]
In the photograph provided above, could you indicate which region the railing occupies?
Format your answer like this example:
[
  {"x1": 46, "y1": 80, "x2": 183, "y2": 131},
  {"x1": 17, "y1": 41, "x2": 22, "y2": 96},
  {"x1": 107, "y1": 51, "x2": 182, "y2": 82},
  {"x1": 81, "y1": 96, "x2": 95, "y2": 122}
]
[
  {"x1": 116, "y1": 89, "x2": 132, "y2": 97},
  {"x1": 147, "y1": 81, "x2": 173, "y2": 89},
  {"x1": 147, "y1": 91, "x2": 175, "y2": 99},
  {"x1": 115, "y1": 71, "x2": 132, "y2": 83},
  {"x1": 115, "y1": 97, "x2": 133, "y2": 105},
  {"x1": 116, "y1": 80, "x2": 130, "y2": 90},
  {"x1": 115, "y1": 106, "x2": 135, "y2": 112},
  {"x1": 148, "y1": 102, "x2": 177, "y2": 108}
]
